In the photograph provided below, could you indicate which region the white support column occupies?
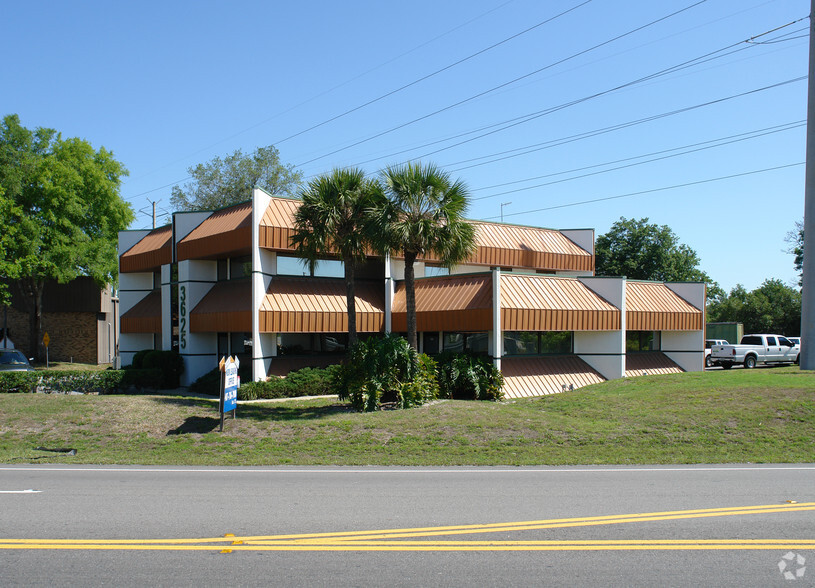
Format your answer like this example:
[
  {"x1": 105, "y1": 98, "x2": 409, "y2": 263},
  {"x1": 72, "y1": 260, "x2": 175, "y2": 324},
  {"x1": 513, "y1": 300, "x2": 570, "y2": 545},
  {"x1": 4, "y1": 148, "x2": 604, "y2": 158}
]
[
  {"x1": 576, "y1": 276, "x2": 626, "y2": 380},
  {"x1": 252, "y1": 187, "x2": 274, "y2": 382},
  {"x1": 385, "y1": 253, "x2": 394, "y2": 334},
  {"x1": 492, "y1": 267, "x2": 502, "y2": 371}
]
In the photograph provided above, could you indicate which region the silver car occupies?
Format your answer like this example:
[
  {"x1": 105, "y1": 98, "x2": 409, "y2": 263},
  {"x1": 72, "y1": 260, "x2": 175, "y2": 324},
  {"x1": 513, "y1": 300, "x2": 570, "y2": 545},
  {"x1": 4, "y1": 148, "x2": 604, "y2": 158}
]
[{"x1": 0, "y1": 349, "x2": 35, "y2": 372}]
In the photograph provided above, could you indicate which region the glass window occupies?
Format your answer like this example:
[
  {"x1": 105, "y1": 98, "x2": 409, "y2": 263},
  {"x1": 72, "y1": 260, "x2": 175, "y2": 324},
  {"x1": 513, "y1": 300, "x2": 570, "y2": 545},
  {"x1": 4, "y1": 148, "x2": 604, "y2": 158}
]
[
  {"x1": 765, "y1": 336, "x2": 776, "y2": 346},
  {"x1": 425, "y1": 265, "x2": 449, "y2": 277},
  {"x1": 230, "y1": 255, "x2": 252, "y2": 279},
  {"x1": 540, "y1": 332, "x2": 573, "y2": 354},
  {"x1": 277, "y1": 256, "x2": 310, "y2": 276},
  {"x1": 626, "y1": 331, "x2": 661, "y2": 352},
  {"x1": 503, "y1": 332, "x2": 573, "y2": 355},
  {"x1": 504, "y1": 332, "x2": 539, "y2": 355},
  {"x1": 443, "y1": 333, "x2": 464, "y2": 353},
  {"x1": 466, "y1": 333, "x2": 489, "y2": 354},
  {"x1": 217, "y1": 259, "x2": 229, "y2": 281}
]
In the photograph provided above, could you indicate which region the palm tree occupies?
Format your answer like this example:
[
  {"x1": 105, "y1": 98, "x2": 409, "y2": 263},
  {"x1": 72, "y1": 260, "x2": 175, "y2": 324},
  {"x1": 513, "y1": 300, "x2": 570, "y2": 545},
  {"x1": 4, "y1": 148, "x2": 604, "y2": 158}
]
[
  {"x1": 377, "y1": 162, "x2": 476, "y2": 350},
  {"x1": 290, "y1": 167, "x2": 384, "y2": 347}
]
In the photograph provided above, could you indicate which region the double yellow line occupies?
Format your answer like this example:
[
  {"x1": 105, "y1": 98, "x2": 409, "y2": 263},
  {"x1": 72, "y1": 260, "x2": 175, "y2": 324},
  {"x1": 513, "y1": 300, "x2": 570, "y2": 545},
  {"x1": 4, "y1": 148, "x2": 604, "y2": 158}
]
[{"x1": 2, "y1": 503, "x2": 814, "y2": 552}]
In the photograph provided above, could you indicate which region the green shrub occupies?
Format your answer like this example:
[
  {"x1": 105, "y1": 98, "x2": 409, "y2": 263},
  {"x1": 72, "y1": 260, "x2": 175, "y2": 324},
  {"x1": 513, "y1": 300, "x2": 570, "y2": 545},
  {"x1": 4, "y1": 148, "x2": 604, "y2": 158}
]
[
  {"x1": 141, "y1": 350, "x2": 184, "y2": 388},
  {"x1": 333, "y1": 334, "x2": 439, "y2": 411},
  {"x1": 436, "y1": 352, "x2": 504, "y2": 401},
  {"x1": 236, "y1": 365, "x2": 340, "y2": 401},
  {"x1": 131, "y1": 349, "x2": 151, "y2": 369},
  {"x1": 120, "y1": 368, "x2": 164, "y2": 390},
  {"x1": 0, "y1": 372, "x2": 40, "y2": 393},
  {"x1": 0, "y1": 370, "x2": 126, "y2": 394}
]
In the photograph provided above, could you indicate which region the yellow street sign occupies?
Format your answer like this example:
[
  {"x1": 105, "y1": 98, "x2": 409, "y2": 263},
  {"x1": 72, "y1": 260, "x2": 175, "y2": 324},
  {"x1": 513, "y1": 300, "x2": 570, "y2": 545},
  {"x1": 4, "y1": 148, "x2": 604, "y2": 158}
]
[{"x1": 42, "y1": 332, "x2": 50, "y2": 348}]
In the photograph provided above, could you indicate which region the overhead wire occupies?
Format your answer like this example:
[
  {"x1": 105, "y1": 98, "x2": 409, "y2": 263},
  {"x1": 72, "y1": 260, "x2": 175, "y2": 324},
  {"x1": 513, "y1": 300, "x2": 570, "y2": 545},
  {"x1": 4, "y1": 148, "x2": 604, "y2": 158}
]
[
  {"x1": 294, "y1": 0, "x2": 711, "y2": 167},
  {"x1": 470, "y1": 120, "x2": 804, "y2": 200},
  {"x1": 479, "y1": 162, "x2": 804, "y2": 220}
]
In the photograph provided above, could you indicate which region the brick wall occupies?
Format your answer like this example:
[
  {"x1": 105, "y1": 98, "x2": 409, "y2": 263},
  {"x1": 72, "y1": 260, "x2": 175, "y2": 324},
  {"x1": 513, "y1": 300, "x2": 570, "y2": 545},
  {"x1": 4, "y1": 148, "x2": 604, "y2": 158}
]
[{"x1": 4, "y1": 307, "x2": 101, "y2": 364}]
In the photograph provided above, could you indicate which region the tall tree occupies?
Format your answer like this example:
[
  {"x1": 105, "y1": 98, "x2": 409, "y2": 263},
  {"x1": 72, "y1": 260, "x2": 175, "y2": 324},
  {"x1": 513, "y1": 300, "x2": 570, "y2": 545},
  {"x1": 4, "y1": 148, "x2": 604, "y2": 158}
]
[
  {"x1": 708, "y1": 279, "x2": 801, "y2": 336},
  {"x1": 595, "y1": 217, "x2": 713, "y2": 282},
  {"x1": 290, "y1": 168, "x2": 385, "y2": 347},
  {"x1": 0, "y1": 114, "x2": 133, "y2": 360},
  {"x1": 377, "y1": 162, "x2": 476, "y2": 350},
  {"x1": 171, "y1": 145, "x2": 302, "y2": 211}
]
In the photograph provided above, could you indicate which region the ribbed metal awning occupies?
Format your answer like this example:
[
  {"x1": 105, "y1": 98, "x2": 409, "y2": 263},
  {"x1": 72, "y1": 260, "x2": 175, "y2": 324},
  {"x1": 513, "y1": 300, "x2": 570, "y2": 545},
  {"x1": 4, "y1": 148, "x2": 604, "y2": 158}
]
[
  {"x1": 260, "y1": 277, "x2": 384, "y2": 333},
  {"x1": 626, "y1": 282, "x2": 703, "y2": 331}
]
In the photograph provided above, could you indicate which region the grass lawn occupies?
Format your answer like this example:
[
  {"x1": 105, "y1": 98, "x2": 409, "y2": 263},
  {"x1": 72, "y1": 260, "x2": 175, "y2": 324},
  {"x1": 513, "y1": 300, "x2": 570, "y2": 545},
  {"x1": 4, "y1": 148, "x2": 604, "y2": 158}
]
[{"x1": 0, "y1": 366, "x2": 812, "y2": 466}]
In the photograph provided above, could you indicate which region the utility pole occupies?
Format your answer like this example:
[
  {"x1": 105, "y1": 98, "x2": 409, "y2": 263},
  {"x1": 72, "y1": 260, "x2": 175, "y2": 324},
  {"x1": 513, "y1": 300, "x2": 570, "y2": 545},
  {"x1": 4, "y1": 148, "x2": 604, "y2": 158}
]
[
  {"x1": 500, "y1": 201, "x2": 512, "y2": 223},
  {"x1": 800, "y1": 0, "x2": 815, "y2": 369},
  {"x1": 152, "y1": 200, "x2": 157, "y2": 229}
]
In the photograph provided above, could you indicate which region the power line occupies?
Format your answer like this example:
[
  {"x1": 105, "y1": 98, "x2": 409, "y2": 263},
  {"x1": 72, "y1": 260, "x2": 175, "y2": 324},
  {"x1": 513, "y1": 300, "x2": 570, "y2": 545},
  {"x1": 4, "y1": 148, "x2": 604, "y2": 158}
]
[
  {"x1": 452, "y1": 77, "x2": 807, "y2": 174},
  {"x1": 479, "y1": 162, "x2": 804, "y2": 220},
  {"x1": 338, "y1": 17, "x2": 805, "y2": 172},
  {"x1": 124, "y1": 0, "x2": 519, "y2": 184},
  {"x1": 470, "y1": 121, "x2": 804, "y2": 200},
  {"x1": 274, "y1": 0, "x2": 595, "y2": 149},
  {"x1": 295, "y1": 0, "x2": 711, "y2": 167}
]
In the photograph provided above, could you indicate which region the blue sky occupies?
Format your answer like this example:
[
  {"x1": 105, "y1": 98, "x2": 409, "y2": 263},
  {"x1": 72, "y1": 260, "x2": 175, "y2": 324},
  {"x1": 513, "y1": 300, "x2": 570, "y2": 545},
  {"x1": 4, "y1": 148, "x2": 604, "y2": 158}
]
[{"x1": 1, "y1": 0, "x2": 808, "y2": 292}]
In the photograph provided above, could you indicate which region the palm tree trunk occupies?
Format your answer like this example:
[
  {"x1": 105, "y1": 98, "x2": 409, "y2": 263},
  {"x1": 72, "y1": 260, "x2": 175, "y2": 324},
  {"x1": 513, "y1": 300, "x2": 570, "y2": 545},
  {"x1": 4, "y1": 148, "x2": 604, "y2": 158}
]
[
  {"x1": 404, "y1": 251, "x2": 418, "y2": 350},
  {"x1": 344, "y1": 257, "x2": 358, "y2": 347}
]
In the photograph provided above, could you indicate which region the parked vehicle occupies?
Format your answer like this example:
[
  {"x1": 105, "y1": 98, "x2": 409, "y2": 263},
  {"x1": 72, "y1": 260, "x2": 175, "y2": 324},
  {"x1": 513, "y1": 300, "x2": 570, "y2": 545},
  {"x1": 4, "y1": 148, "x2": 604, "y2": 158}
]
[
  {"x1": 710, "y1": 335, "x2": 799, "y2": 369},
  {"x1": 704, "y1": 339, "x2": 729, "y2": 368},
  {"x1": 0, "y1": 348, "x2": 36, "y2": 372},
  {"x1": 788, "y1": 337, "x2": 801, "y2": 347}
]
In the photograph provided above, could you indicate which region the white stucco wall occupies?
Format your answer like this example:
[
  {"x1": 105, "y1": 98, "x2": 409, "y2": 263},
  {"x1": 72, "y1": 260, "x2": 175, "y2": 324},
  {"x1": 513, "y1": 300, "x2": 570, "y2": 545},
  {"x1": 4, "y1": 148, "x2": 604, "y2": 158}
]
[
  {"x1": 178, "y1": 259, "x2": 217, "y2": 386},
  {"x1": 662, "y1": 330, "x2": 705, "y2": 372},
  {"x1": 576, "y1": 277, "x2": 625, "y2": 380}
]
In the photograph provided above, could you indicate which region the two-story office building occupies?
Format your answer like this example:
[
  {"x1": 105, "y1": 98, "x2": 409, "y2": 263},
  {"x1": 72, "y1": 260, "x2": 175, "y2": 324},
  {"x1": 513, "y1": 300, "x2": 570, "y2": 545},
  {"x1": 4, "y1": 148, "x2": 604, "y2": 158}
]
[{"x1": 118, "y1": 188, "x2": 705, "y2": 396}]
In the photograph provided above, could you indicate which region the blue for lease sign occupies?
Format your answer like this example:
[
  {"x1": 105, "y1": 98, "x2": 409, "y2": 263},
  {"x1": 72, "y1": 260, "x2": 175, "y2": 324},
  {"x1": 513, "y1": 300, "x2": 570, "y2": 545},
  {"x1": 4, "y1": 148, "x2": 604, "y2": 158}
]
[{"x1": 224, "y1": 358, "x2": 239, "y2": 413}]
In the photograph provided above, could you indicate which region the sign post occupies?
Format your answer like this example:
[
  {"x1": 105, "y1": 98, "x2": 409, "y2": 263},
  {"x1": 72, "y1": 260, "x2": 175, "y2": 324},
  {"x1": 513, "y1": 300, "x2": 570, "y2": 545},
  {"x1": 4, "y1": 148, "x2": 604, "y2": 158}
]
[
  {"x1": 219, "y1": 356, "x2": 239, "y2": 432},
  {"x1": 42, "y1": 332, "x2": 50, "y2": 368}
]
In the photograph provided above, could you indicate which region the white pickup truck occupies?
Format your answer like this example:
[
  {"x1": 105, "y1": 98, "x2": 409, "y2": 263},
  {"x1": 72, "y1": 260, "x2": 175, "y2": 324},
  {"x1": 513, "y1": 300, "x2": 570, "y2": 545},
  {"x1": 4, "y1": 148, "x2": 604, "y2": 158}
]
[{"x1": 710, "y1": 334, "x2": 800, "y2": 369}]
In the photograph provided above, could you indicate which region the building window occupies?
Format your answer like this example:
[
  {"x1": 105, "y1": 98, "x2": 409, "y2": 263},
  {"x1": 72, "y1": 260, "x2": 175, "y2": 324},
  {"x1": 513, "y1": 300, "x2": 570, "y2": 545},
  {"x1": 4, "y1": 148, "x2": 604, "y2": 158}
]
[
  {"x1": 442, "y1": 332, "x2": 488, "y2": 355},
  {"x1": 503, "y1": 331, "x2": 573, "y2": 355},
  {"x1": 425, "y1": 265, "x2": 449, "y2": 277},
  {"x1": 277, "y1": 255, "x2": 344, "y2": 278},
  {"x1": 626, "y1": 331, "x2": 661, "y2": 352},
  {"x1": 277, "y1": 333, "x2": 348, "y2": 355}
]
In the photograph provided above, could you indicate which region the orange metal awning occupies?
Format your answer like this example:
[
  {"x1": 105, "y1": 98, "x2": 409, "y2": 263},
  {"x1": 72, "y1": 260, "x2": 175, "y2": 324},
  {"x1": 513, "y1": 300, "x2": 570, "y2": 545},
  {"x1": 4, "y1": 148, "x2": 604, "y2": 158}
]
[
  {"x1": 260, "y1": 277, "x2": 384, "y2": 333},
  {"x1": 501, "y1": 356, "x2": 606, "y2": 398},
  {"x1": 120, "y1": 226, "x2": 172, "y2": 273},
  {"x1": 177, "y1": 201, "x2": 253, "y2": 261},
  {"x1": 626, "y1": 282, "x2": 703, "y2": 331},
  {"x1": 625, "y1": 352, "x2": 683, "y2": 377},
  {"x1": 258, "y1": 196, "x2": 299, "y2": 252},
  {"x1": 501, "y1": 274, "x2": 620, "y2": 331},
  {"x1": 391, "y1": 274, "x2": 493, "y2": 332},
  {"x1": 469, "y1": 222, "x2": 593, "y2": 272},
  {"x1": 190, "y1": 280, "x2": 252, "y2": 333},
  {"x1": 121, "y1": 290, "x2": 162, "y2": 334}
]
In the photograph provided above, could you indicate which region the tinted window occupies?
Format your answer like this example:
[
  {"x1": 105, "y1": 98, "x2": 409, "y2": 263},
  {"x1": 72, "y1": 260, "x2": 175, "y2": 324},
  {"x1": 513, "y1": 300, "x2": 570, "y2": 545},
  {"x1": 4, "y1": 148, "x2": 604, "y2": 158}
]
[
  {"x1": 766, "y1": 337, "x2": 776, "y2": 346},
  {"x1": 741, "y1": 336, "x2": 762, "y2": 345}
]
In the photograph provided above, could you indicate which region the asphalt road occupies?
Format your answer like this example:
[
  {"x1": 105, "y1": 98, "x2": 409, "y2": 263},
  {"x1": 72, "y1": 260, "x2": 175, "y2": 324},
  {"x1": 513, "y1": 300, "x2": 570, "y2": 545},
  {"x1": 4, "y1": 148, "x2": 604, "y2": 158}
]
[{"x1": 1, "y1": 465, "x2": 813, "y2": 587}]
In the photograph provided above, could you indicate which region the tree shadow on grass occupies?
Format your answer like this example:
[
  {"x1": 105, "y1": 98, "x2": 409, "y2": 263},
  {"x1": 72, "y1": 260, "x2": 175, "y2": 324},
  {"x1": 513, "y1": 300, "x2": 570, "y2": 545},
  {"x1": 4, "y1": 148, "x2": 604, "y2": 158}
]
[
  {"x1": 167, "y1": 416, "x2": 220, "y2": 435},
  {"x1": 152, "y1": 396, "x2": 354, "y2": 422}
]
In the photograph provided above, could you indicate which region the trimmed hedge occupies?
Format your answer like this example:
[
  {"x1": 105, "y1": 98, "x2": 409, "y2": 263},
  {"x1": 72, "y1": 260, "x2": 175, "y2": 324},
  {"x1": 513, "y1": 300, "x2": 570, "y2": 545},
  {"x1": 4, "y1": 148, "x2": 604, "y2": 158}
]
[
  {"x1": 237, "y1": 366, "x2": 340, "y2": 401},
  {"x1": 0, "y1": 370, "x2": 126, "y2": 394}
]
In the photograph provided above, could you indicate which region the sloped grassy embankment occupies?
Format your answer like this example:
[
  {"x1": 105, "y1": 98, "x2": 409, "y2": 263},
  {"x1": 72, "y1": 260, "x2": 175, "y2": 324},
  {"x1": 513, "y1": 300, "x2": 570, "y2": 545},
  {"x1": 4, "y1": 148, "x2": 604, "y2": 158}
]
[{"x1": 0, "y1": 366, "x2": 812, "y2": 465}]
